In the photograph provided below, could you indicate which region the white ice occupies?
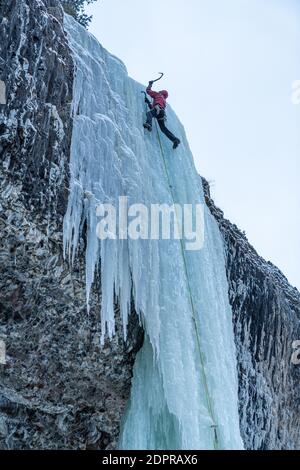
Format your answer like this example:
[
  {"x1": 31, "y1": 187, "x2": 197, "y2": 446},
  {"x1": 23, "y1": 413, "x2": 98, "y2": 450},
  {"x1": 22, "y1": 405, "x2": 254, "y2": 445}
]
[{"x1": 63, "y1": 14, "x2": 244, "y2": 450}]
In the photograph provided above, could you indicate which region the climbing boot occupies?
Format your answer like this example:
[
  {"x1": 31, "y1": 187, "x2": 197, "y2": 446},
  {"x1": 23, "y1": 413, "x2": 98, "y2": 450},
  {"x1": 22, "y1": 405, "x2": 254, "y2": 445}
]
[
  {"x1": 143, "y1": 123, "x2": 152, "y2": 132},
  {"x1": 173, "y1": 138, "x2": 181, "y2": 150}
]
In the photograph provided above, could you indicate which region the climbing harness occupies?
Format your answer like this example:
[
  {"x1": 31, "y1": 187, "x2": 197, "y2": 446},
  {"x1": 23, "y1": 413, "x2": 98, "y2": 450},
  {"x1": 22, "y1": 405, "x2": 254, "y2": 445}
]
[{"x1": 153, "y1": 120, "x2": 220, "y2": 450}]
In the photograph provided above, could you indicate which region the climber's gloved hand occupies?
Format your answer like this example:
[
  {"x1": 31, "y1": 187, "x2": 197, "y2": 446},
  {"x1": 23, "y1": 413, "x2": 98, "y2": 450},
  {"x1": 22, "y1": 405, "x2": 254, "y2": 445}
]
[{"x1": 148, "y1": 80, "x2": 154, "y2": 86}]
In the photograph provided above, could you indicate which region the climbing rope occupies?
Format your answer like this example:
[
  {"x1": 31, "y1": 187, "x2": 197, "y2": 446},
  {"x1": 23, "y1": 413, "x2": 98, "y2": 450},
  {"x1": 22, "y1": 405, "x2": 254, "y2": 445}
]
[{"x1": 154, "y1": 120, "x2": 220, "y2": 450}]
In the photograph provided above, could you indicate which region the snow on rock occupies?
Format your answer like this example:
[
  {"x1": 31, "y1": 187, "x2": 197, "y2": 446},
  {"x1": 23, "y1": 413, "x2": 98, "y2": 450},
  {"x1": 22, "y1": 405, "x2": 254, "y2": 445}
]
[
  {"x1": 63, "y1": 15, "x2": 243, "y2": 450},
  {"x1": 203, "y1": 178, "x2": 300, "y2": 449}
]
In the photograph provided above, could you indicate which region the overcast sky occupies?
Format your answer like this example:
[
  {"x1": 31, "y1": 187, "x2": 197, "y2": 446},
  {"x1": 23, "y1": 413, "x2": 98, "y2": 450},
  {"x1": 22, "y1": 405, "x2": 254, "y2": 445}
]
[{"x1": 86, "y1": 0, "x2": 300, "y2": 290}]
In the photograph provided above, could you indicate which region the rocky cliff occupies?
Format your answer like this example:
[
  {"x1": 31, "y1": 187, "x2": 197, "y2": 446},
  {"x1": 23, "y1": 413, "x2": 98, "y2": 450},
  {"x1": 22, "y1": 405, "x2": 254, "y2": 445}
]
[
  {"x1": 203, "y1": 179, "x2": 300, "y2": 450},
  {"x1": 0, "y1": 0, "x2": 299, "y2": 450},
  {"x1": 0, "y1": 0, "x2": 142, "y2": 450}
]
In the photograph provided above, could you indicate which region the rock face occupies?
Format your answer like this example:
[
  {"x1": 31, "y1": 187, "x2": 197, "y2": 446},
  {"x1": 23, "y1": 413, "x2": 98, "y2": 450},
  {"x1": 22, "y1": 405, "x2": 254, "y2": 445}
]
[
  {"x1": 0, "y1": 0, "x2": 142, "y2": 450},
  {"x1": 203, "y1": 178, "x2": 300, "y2": 450},
  {"x1": 0, "y1": 0, "x2": 299, "y2": 451}
]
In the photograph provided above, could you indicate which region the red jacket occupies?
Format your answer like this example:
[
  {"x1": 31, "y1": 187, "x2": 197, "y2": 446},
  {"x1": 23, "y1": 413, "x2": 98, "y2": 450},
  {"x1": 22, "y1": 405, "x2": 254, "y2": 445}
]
[{"x1": 146, "y1": 85, "x2": 168, "y2": 109}]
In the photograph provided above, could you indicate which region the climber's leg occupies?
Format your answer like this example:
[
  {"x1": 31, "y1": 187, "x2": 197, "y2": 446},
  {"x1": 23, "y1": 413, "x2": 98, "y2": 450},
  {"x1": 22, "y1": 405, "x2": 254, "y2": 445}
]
[
  {"x1": 143, "y1": 108, "x2": 157, "y2": 131},
  {"x1": 157, "y1": 111, "x2": 181, "y2": 149}
]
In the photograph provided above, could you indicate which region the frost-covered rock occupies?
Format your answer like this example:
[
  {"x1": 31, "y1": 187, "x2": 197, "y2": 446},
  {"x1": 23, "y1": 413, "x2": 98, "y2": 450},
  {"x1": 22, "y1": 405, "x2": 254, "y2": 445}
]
[
  {"x1": 203, "y1": 178, "x2": 300, "y2": 449},
  {"x1": 0, "y1": 0, "x2": 142, "y2": 450}
]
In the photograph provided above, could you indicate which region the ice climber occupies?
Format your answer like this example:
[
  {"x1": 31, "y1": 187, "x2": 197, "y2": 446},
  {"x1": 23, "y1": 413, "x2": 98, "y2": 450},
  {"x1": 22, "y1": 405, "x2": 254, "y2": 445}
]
[{"x1": 143, "y1": 81, "x2": 181, "y2": 150}]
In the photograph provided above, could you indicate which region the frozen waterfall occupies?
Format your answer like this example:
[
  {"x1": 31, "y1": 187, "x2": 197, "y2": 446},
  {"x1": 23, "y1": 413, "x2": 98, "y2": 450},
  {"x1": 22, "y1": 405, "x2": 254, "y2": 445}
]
[{"x1": 63, "y1": 14, "x2": 244, "y2": 450}]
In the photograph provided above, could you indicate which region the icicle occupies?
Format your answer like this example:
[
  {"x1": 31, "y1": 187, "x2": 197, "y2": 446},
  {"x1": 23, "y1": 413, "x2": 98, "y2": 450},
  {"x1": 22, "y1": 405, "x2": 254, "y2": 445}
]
[{"x1": 63, "y1": 14, "x2": 244, "y2": 450}]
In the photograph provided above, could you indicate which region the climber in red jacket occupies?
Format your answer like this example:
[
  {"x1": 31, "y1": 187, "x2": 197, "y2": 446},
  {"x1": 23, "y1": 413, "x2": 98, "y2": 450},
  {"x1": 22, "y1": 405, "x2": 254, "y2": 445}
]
[{"x1": 143, "y1": 81, "x2": 181, "y2": 150}]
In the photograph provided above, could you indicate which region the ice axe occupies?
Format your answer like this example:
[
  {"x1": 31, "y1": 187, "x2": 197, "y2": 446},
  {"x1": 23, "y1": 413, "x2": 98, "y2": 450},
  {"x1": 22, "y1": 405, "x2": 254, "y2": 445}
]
[
  {"x1": 150, "y1": 72, "x2": 164, "y2": 84},
  {"x1": 141, "y1": 73, "x2": 164, "y2": 108}
]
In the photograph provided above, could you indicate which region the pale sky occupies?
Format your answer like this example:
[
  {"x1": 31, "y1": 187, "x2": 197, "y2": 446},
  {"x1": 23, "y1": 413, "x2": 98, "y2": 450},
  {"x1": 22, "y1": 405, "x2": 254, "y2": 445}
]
[{"x1": 86, "y1": 0, "x2": 300, "y2": 290}]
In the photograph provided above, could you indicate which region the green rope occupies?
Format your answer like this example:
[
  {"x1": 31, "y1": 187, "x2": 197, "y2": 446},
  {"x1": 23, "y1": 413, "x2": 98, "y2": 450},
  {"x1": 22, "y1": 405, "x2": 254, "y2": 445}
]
[{"x1": 154, "y1": 120, "x2": 219, "y2": 450}]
